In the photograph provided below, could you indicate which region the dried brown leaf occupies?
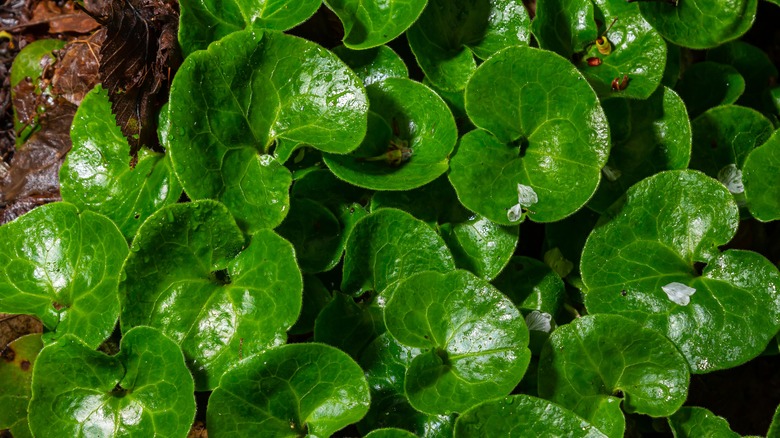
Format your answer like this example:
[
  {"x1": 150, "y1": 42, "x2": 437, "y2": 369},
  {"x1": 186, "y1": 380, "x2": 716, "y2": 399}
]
[
  {"x1": 51, "y1": 28, "x2": 104, "y2": 105},
  {"x1": 29, "y1": 0, "x2": 100, "y2": 34},
  {"x1": 0, "y1": 314, "x2": 42, "y2": 351}
]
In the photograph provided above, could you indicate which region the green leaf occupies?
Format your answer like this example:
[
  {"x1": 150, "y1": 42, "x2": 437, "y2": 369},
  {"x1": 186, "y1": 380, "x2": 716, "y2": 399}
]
[
  {"x1": 333, "y1": 44, "x2": 410, "y2": 86},
  {"x1": 581, "y1": 170, "x2": 780, "y2": 373},
  {"x1": 207, "y1": 343, "x2": 370, "y2": 437},
  {"x1": 638, "y1": 0, "x2": 757, "y2": 49},
  {"x1": 178, "y1": 0, "x2": 321, "y2": 56},
  {"x1": 667, "y1": 407, "x2": 740, "y2": 438},
  {"x1": 407, "y1": 0, "x2": 531, "y2": 91},
  {"x1": 674, "y1": 62, "x2": 745, "y2": 118},
  {"x1": 364, "y1": 428, "x2": 420, "y2": 438},
  {"x1": 372, "y1": 176, "x2": 518, "y2": 280},
  {"x1": 589, "y1": 86, "x2": 691, "y2": 212},
  {"x1": 323, "y1": 78, "x2": 457, "y2": 191},
  {"x1": 0, "y1": 202, "x2": 127, "y2": 348},
  {"x1": 492, "y1": 256, "x2": 565, "y2": 315},
  {"x1": 707, "y1": 41, "x2": 780, "y2": 116},
  {"x1": 168, "y1": 29, "x2": 368, "y2": 233},
  {"x1": 769, "y1": 403, "x2": 780, "y2": 438},
  {"x1": 384, "y1": 269, "x2": 531, "y2": 414},
  {"x1": 451, "y1": 46, "x2": 610, "y2": 224},
  {"x1": 289, "y1": 274, "x2": 333, "y2": 335},
  {"x1": 314, "y1": 292, "x2": 385, "y2": 359},
  {"x1": 10, "y1": 38, "x2": 67, "y2": 145},
  {"x1": 743, "y1": 130, "x2": 780, "y2": 222},
  {"x1": 28, "y1": 327, "x2": 195, "y2": 437},
  {"x1": 277, "y1": 198, "x2": 343, "y2": 273},
  {"x1": 534, "y1": 0, "x2": 666, "y2": 99},
  {"x1": 120, "y1": 200, "x2": 303, "y2": 390},
  {"x1": 324, "y1": 0, "x2": 427, "y2": 49},
  {"x1": 537, "y1": 314, "x2": 690, "y2": 437},
  {"x1": 544, "y1": 207, "x2": 601, "y2": 276},
  {"x1": 342, "y1": 208, "x2": 455, "y2": 296},
  {"x1": 61, "y1": 85, "x2": 181, "y2": 241},
  {"x1": 0, "y1": 334, "x2": 42, "y2": 438},
  {"x1": 357, "y1": 333, "x2": 456, "y2": 437},
  {"x1": 453, "y1": 395, "x2": 608, "y2": 437},
  {"x1": 662, "y1": 43, "x2": 682, "y2": 88},
  {"x1": 689, "y1": 105, "x2": 773, "y2": 181}
]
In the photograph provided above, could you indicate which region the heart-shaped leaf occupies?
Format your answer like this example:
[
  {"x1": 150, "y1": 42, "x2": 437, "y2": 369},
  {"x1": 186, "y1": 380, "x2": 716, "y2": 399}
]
[
  {"x1": 289, "y1": 274, "x2": 333, "y2": 336},
  {"x1": 675, "y1": 62, "x2": 745, "y2": 118},
  {"x1": 61, "y1": 85, "x2": 181, "y2": 241},
  {"x1": 333, "y1": 44, "x2": 410, "y2": 87},
  {"x1": 168, "y1": 29, "x2": 368, "y2": 233},
  {"x1": 589, "y1": 86, "x2": 691, "y2": 212},
  {"x1": 667, "y1": 407, "x2": 740, "y2": 437},
  {"x1": 372, "y1": 176, "x2": 518, "y2": 280},
  {"x1": 323, "y1": 78, "x2": 457, "y2": 191},
  {"x1": 207, "y1": 343, "x2": 370, "y2": 437},
  {"x1": 120, "y1": 200, "x2": 303, "y2": 390},
  {"x1": 28, "y1": 327, "x2": 195, "y2": 437},
  {"x1": 638, "y1": 0, "x2": 757, "y2": 49},
  {"x1": 707, "y1": 41, "x2": 780, "y2": 117},
  {"x1": 0, "y1": 202, "x2": 127, "y2": 348},
  {"x1": 0, "y1": 334, "x2": 42, "y2": 438},
  {"x1": 688, "y1": 105, "x2": 773, "y2": 201},
  {"x1": 743, "y1": 130, "x2": 780, "y2": 222},
  {"x1": 407, "y1": 0, "x2": 531, "y2": 91},
  {"x1": 581, "y1": 170, "x2": 780, "y2": 373},
  {"x1": 450, "y1": 46, "x2": 610, "y2": 224},
  {"x1": 324, "y1": 0, "x2": 427, "y2": 49},
  {"x1": 342, "y1": 208, "x2": 455, "y2": 296},
  {"x1": 453, "y1": 395, "x2": 608, "y2": 437},
  {"x1": 277, "y1": 198, "x2": 343, "y2": 273},
  {"x1": 534, "y1": 0, "x2": 666, "y2": 99},
  {"x1": 492, "y1": 256, "x2": 565, "y2": 315},
  {"x1": 537, "y1": 314, "x2": 690, "y2": 437},
  {"x1": 357, "y1": 333, "x2": 455, "y2": 437},
  {"x1": 178, "y1": 0, "x2": 321, "y2": 55},
  {"x1": 384, "y1": 269, "x2": 531, "y2": 414}
]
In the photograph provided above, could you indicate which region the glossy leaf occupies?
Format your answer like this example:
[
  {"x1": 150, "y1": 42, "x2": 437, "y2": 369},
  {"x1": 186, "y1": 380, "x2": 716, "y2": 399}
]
[
  {"x1": 341, "y1": 208, "x2": 455, "y2": 296},
  {"x1": 178, "y1": 0, "x2": 321, "y2": 55},
  {"x1": 451, "y1": 46, "x2": 609, "y2": 224},
  {"x1": 0, "y1": 202, "x2": 127, "y2": 348},
  {"x1": 589, "y1": 86, "x2": 691, "y2": 212},
  {"x1": 277, "y1": 198, "x2": 343, "y2": 273},
  {"x1": 743, "y1": 129, "x2": 780, "y2": 221},
  {"x1": 638, "y1": 0, "x2": 757, "y2": 49},
  {"x1": 168, "y1": 29, "x2": 368, "y2": 233},
  {"x1": 333, "y1": 44, "x2": 409, "y2": 87},
  {"x1": 10, "y1": 39, "x2": 66, "y2": 145},
  {"x1": 675, "y1": 62, "x2": 745, "y2": 118},
  {"x1": 453, "y1": 395, "x2": 608, "y2": 437},
  {"x1": 535, "y1": 0, "x2": 666, "y2": 99},
  {"x1": 581, "y1": 170, "x2": 780, "y2": 373},
  {"x1": 384, "y1": 270, "x2": 531, "y2": 414},
  {"x1": 492, "y1": 256, "x2": 565, "y2": 315},
  {"x1": 207, "y1": 343, "x2": 370, "y2": 437},
  {"x1": 667, "y1": 407, "x2": 740, "y2": 437},
  {"x1": 61, "y1": 85, "x2": 181, "y2": 241},
  {"x1": 538, "y1": 314, "x2": 690, "y2": 437},
  {"x1": 689, "y1": 105, "x2": 773, "y2": 179},
  {"x1": 324, "y1": 0, "x2": 427, "y2": 49},
  {"x1": 769, "y1": 403, "x2": 780, "y2": 438},
  {"x1": 407, "y1": 0, "x2": 531, "y2": 91},
  {"x1": 120, "y1": 201, "x2": 303, "y2": 390},
  {"x1": 28, "y1": 327, "x2": 195, "y2": 437},
  {"x1": 323, "y1": 78, "x2": 457, "y2": 191},
  {"x1": 364, "y1": 428, "x2": 419, "y2": 438},
  {"x1": 372, "y1": 176, "x2": 518, "y2": 280},
  {"x1": 0, "y1": 334, "x2": 42, "y2": 438},
  {"x1": 314, "y1": 292, "x2": 385, "y2": 359},
  {"x1": 289, "y1": 274, "x2": 332, "y2": 335},
  {"x1": 708, "y1": 41, "x2": 780, "y2": 116},
  {"x1": 358, "y1": 333, "x2": 455, "y2": 437}
]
